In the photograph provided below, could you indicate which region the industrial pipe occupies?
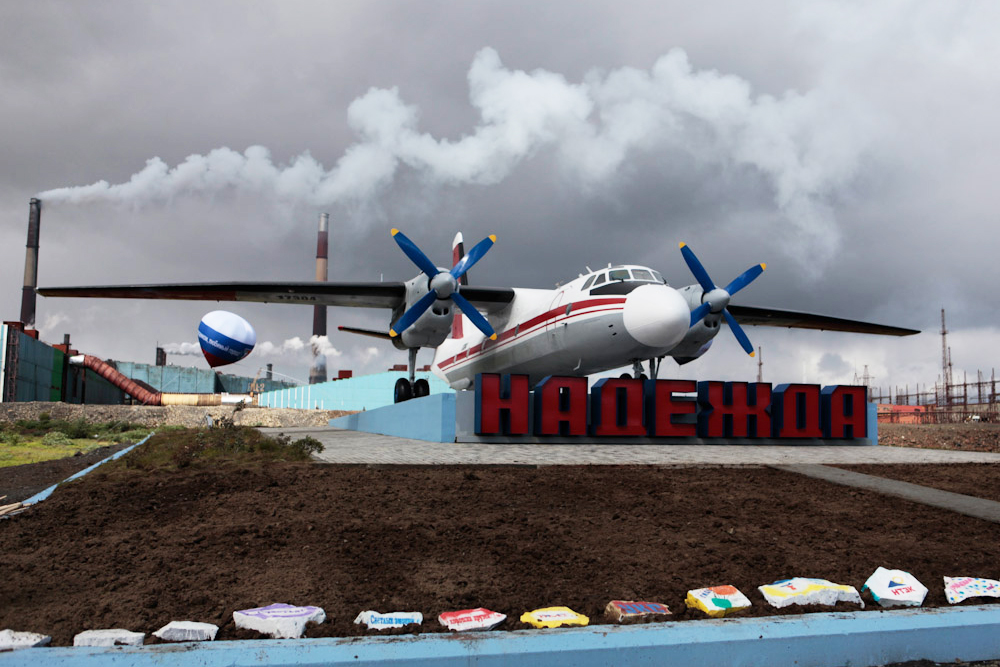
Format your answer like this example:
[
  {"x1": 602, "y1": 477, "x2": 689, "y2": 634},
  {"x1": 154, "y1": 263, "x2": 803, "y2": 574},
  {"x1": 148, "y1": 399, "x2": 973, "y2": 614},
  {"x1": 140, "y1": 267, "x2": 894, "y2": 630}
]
[{"x1": 309, "y1": 212, "x2": 329, "y2": 384}]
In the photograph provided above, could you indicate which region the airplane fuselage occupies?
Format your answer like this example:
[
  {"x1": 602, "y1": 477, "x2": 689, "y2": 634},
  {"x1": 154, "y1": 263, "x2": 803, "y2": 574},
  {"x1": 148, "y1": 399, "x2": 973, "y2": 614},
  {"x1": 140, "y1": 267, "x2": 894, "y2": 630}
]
[{"x1": 432, "y1": 265, "x2": 700, "y2": 389}]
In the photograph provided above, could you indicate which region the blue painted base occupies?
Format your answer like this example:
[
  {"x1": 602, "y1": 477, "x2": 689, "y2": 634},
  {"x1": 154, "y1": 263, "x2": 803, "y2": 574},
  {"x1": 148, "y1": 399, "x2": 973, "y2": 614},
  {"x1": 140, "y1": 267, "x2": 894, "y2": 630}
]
[
  {"x1": 330, "y1": 393, "x2": 455, "y2": 443},
  {"x1": 4, "y1": 604, "x2": 998, "y2": 666}
]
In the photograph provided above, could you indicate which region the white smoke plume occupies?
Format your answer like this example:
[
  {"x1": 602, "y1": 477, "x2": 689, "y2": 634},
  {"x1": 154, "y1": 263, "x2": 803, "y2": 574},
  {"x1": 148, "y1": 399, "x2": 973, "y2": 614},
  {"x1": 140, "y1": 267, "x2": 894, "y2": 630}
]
[
  {"x1": 162, "y1": 335, "x2": 341, "y2": 360},
  {"x1": 38, "y1": 47, "x2": 868, "y2": 265},
  {"x1": 161, "y1": 341, "x2": 201, "y2": 356}
]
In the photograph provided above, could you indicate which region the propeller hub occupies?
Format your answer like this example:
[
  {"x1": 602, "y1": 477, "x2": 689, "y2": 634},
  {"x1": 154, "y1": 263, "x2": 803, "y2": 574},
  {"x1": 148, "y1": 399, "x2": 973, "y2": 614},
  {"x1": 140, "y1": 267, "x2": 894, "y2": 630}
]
[
  {"x1": 703, "y1": 288, "x2": 730, "y2": 313},
  {"x1": 429, "y1": 272, "x2": 458, "y2": 299}
]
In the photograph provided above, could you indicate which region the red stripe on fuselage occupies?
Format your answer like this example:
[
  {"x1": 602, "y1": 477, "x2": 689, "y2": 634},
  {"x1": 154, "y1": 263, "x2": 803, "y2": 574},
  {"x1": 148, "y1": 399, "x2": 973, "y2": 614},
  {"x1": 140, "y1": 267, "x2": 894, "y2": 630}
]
[{"x1": 437, "y1": 297, "x2": 625, "y2": 370}]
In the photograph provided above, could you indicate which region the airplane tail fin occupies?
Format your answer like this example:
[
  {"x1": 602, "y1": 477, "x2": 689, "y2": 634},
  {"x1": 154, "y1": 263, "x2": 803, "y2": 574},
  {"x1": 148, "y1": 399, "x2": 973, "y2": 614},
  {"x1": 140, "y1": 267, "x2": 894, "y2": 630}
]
[{"x1": 451, "y1": 232, "x2": 466, "y2": 339}]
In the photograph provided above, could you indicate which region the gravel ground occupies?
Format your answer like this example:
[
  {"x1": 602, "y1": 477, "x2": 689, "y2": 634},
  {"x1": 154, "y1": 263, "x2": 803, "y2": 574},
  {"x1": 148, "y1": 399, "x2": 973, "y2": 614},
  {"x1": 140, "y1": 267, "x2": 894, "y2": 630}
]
[{"x1": 0, "y1": 401, "x2": 352, "y2": 429}]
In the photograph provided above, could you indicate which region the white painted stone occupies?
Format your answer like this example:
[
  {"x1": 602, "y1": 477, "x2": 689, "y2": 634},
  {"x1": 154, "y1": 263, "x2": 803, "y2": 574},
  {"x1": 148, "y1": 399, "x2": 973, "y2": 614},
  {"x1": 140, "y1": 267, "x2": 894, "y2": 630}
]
[
  {"x1": 354, "y1": 610, "x2": 423, "y2": 630},
  {"x1": 152, "y1": 621, "x2": 219, "y2": 642},
  {"x1": 233, "y1": 603, "x2": 325, "y2": 639},
  {"x1": 73, "y1": 629, "x2": 145, "y2": 647},
  {"x1": 0, "y1": 629, "x2": 51, "y2": 650}
]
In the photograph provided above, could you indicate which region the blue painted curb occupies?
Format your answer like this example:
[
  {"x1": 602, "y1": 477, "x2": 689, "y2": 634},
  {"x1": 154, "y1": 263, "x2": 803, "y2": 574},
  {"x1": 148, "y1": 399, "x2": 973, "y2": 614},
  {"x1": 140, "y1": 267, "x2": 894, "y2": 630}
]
[
  {"x1": 20, "y1": 432, "x2": 154, "y2": 506},
  {"x1": 2, "y1": 604, "x2": 998, "y2": 666},
  {"x1": 330, "y1": 394, "x2": 455, "y2": 442}
]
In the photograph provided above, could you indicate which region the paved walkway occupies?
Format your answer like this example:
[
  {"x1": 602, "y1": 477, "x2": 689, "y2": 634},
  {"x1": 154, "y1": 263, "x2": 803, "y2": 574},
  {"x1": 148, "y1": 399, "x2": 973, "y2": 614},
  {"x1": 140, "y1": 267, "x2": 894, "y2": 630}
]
[
  {"x1": 262, "y1": 427, "x2": 1000, "y2": 466},
  {"x1": 773, "y1": 464, "x2": 1000, "y2": 524}
]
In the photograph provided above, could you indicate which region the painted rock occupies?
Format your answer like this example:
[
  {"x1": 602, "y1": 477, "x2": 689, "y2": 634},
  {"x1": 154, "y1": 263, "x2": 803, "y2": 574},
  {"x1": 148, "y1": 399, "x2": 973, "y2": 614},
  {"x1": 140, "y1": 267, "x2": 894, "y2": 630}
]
[
  {"x1": 438, "y1": 608, "x2": 506, "y2": 632},
  {"x1": 862, "y1": 567, "x2": 927, "y2": 607},
  {"x1": 685, "y1": 585, "x2": 752, "y2": 617},
  {"x1": 944, "y1": 577, "x2": 1000, "y2": 604},
  {"x1": 758, "y1": 578, "x2": 863, "y2": 609},
  {"x1": 604, "y1": 600, "x2": 672, "y2": 623},
  {"x1": 354, "y1": 611, "x2": 423, "y2": 630},
  {"x1": 519, "y1": 606, "x2": 589, "y2": 629},
  {"x1": 233, "y1": 603, "x2": 325, "y2": 639}
]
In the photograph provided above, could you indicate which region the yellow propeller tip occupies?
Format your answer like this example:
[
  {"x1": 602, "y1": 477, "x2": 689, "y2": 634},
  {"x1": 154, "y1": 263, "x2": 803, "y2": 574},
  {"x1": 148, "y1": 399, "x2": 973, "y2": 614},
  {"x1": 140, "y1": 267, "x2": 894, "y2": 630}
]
[
  {"x1": 489, "y1": 333, "x2": 497, "y2": 340},
  {"x1": 391, "y1": 228, "x2": 399, "y2": 236},
  {"x1": 679, "y1": 242, "x2": 687, "y2": 248},
  {"x1": 489, "y1": 234, "x2": 497, "y2": 243},
  {"x1": 749, "y1": 351, "x2": 756, "y2": 357},
  {"x1": 761, "y1": 262, "x2": 767, "y2": 271},
  {"x1": 389, "y1": 329, "x2": 398, "y2": 337}
]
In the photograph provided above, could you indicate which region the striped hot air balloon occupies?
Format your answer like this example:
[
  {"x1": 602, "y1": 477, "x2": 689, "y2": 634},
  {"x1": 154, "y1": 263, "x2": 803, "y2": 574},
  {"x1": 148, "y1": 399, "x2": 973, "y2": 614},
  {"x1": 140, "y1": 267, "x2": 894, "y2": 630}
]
[{"x1": 198, "y1": 311, "x2": 256, "y2": 368}]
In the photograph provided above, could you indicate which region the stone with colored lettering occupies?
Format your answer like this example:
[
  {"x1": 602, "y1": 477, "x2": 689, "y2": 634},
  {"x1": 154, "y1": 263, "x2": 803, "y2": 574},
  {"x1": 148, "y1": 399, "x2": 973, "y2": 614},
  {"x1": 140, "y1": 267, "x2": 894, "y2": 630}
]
[
  {"x1": 862, "y1": 567, "x2": 927, "y2": 607},
  {"x1": 233, "y1": 603, "x2": 326, "y2": 639},
  {"x1": 73, "y1": 629, "x2": 145, "y2": 647},
  {"x1": 519, "y1": 606, "x2": 589, "y2": 629},
  {"x1": 944, "y1": 577, "x2": 1000, "y2": 604},
  {"x1": 152, "y1": 621, "x2": 220, "y2": 642},
  {"x1": 759, "y1": 578, "x2": 863, "y2": 609},
  {"x1": 438, "y1": 608, "x2": 506, "y2": 632},
  {"x1": 604, "y1": 600, "x2": 672, "y2": 623},
  {"x1": 0, "y1": 630, "x2": 51, "y2": 650},
  {"x1": 354, "y1": 611, "x2": 423, "y2": 630},
  {"x1": 685, "y1": 585, "x2": 752, "y2": 618}
]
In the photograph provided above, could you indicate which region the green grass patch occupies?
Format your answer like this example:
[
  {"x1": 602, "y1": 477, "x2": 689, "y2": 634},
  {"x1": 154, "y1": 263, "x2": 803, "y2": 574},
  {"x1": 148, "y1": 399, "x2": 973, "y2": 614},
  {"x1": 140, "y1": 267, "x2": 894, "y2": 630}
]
[
  {"x1": 114, "y1": 427, "x2": 322, "y2": 471},
  {"x1": 0, "y1": 437, "x2": 117, "y2": 468},
  {"x1": 0, "y1": 416, "x2": 155, "y2": 468}
]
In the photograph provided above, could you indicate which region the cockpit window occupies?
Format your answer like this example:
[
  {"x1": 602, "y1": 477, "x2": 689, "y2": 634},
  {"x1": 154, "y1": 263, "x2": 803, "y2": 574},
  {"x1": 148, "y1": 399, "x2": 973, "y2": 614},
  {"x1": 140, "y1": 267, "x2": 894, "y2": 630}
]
[
  {"x1": 609, "y1": 269, "x2": 630, "y2": 281},
  {"x1": 650, "y1": 270, "x2": 665, "y2": 284},
  {"x1": 593, "y1": 273, "x2": 606, "y2": 286},
  {"x1": 631, "y1": 269, "x2": 654, "y2": 281},
  {"x1": 581, "y1": 275, "x2": 596, "y2": 290}
]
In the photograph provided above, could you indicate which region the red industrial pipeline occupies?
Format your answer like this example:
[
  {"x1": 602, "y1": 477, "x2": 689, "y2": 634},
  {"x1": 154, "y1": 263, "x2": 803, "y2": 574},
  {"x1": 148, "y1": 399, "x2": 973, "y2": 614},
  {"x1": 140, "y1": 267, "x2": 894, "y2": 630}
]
[{"x1": 70, "y1": 355, "x2": 162, "y2": 405}]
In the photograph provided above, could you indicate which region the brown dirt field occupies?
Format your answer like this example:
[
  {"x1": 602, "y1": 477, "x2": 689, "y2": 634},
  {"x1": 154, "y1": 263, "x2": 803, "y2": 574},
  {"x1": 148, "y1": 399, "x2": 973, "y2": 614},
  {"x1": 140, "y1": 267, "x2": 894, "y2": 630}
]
[
  {"x1": 878, "y1": 423, "x2": 1000, "y2": 453},
  {"x1": 2, "y1": 456, "x2": 999, "y2": 646}
]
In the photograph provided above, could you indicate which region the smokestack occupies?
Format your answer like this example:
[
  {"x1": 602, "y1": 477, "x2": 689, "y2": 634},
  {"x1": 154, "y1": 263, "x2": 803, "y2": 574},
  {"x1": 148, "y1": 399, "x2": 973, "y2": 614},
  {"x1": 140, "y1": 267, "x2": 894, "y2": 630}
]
[
  {"x1": 309, "y1": 212, "x2": 329, "y2": 384},
  {"x1": 266, "y1": 363, "x2": 273, "y2": 381},
  {"x1": 20, "y1": 198, "x2": 41, "y2": 326}
]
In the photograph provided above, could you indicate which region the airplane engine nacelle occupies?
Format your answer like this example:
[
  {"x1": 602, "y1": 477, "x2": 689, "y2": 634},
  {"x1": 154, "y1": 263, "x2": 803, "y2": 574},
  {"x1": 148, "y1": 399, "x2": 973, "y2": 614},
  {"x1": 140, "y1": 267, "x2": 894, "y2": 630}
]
[
  {"x1": 396, "y1": 273, "x2": 454, "y2": 349},
  {"x1": 665, "y1": 284, "x2": 723, "y2": 363}
]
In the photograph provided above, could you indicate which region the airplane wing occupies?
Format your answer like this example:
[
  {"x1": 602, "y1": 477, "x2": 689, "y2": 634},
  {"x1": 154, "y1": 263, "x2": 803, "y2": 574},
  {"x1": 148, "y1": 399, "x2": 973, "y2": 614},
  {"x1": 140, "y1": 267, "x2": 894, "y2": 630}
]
[
  {"x1": 36, "y1": 282, "x2": 516, "y2": 310},
  {"x1": 728, "y1": 304, "x2": 919, "y2": 336}
]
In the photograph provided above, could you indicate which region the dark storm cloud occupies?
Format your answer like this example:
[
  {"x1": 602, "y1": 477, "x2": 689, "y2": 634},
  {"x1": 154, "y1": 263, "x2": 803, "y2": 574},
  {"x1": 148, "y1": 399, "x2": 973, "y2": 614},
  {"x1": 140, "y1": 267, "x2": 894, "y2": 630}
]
[{"x1": 2, "y1": 1, "x2": 998, "y2": 389}]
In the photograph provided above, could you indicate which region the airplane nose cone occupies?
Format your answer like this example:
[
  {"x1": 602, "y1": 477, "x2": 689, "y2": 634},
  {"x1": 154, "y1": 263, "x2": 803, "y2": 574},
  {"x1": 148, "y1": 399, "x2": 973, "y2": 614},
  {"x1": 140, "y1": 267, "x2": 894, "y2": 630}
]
[{"x1": 623, "y1": 284, "x2": 690, "y2": 349}]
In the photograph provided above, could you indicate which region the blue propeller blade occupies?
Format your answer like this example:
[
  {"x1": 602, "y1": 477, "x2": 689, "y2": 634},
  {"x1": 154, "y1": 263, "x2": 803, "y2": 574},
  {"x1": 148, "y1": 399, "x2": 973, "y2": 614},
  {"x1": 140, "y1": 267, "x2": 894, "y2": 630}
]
[
  {"x1": 392, "y1": 229, "x2": 440, "y2": 279},
  {"x1": 390, "y1": 290, "x2": 438, "y2": 337},
  {"x1": 452, "y1": 292, "x2": 497, "y2": 339},
  {"x1": 451, "y1": 234, "x2": 496, "y2": 281},
  {"x1": 724, "y1": 263, "x2": 766, "y2": 296},
  {"x1": 723, "y1": 309, "x2": 755, "y2": 356},
  {"x1": 690, "y1": 302, "x2": 712, "y2": 327},
  {"x1": 679, "y1": 243, "x2": 716, "y2": 293}
]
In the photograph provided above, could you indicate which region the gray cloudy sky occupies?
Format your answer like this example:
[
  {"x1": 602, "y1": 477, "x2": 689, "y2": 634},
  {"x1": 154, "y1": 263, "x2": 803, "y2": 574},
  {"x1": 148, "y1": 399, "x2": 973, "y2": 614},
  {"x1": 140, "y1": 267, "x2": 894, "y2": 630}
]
[{"x1": 1, "y1": 1, "x2": 997, "y2": 392}]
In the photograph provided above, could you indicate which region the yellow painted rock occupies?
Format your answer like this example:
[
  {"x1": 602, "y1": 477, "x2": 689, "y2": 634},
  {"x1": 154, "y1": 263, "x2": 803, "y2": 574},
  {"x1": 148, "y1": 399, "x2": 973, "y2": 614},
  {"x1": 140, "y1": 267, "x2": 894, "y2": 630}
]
[
  {"x1": 685, "y1": 585, "x2": 752, "y2": 618},
  {"x1": 519, "y1": 606, "x2": 590, "y2": 628}
]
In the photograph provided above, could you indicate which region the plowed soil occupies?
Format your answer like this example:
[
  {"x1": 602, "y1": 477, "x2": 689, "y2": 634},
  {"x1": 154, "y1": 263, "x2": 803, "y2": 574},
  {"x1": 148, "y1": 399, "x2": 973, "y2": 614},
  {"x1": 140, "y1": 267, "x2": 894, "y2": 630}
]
[{"x1": 2, "y1": 455, "x2": 999, "y2": 646}]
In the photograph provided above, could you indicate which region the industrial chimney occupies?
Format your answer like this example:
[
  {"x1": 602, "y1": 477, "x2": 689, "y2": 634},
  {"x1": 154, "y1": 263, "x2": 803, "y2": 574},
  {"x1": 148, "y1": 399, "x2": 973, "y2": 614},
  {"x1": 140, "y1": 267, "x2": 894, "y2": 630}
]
[
  {"x1": 20, "y1": 198, "x2": 41, "y2": 326},
  {"x1": 309, "y1": 212, "x2": 329, "y2": 384}
]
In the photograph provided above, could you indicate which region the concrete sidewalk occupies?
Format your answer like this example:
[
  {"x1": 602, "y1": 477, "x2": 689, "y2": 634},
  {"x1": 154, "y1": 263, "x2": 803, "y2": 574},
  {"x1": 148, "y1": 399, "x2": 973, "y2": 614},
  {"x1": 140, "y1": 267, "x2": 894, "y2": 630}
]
[{"x1": 262, "y1": 427, "x2": 1000, "y2": 466}]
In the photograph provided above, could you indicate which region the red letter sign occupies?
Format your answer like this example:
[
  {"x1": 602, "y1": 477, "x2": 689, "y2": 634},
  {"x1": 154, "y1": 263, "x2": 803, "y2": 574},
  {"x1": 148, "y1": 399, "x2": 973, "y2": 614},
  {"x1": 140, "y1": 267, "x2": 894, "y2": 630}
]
[
  {"x1": 475, "y1": 373, "x2": 530, "y2": 435},
  {"x1": 646, "y1": 380, "x2": 697, "y2": 437},
  {"x1": 697, "y1": 382, "x2": 772, "y2": 438},
  {"x1": 534, "y1": 376, "x2": 589, "y2": 436},
  {"x1": 822, "y1": 385, "x2": 867, "y2": 438},
  {"x1": 772, "y1": 384, "x2": 822, "y2": 438},
  {"x1": 590, "y1": 378, "x2": 646, "y2": 436}
]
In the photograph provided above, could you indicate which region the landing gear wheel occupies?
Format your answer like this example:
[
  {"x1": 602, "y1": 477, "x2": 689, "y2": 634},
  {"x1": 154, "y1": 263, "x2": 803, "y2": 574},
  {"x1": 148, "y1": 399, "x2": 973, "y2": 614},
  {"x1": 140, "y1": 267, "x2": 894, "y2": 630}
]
[
  {"x1": 620, "y1": 373, "x2": 631, "y2": 380},
  {"x1": 394, "y1": 378, "x2": 413, "y2": 403},
  {"x1": 413, "y1": 378, "x2": 430, "y2": 398}
]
